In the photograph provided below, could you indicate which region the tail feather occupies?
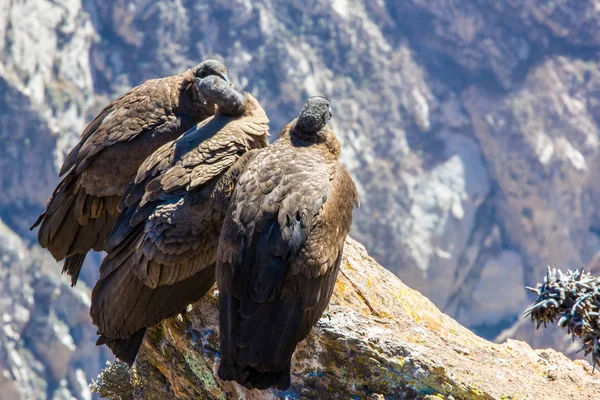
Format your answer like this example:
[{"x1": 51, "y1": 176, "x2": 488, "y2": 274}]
[
  {"x1": 96, "y1": 329, "x2": 147, "y2": 366},
  {"x1": 63, "y1": 253, "x2": 87, "y2": 287},
  {"x1": 30, "y1": 212, "x2": 45, "y2": 231},
  {"x1": 38, "y1": 191, "x2": 78, "y2": 253},
  {"x1": 218, "y1": 360, "x2": 291, "y2": 390},
  {"x1": 45, "y1": 203, "x2": 79, "y2": 259},
  {"x1": 218, "y1": 292, "x2": 300, "y2": 391},
  {"x1": 33, "y1": 173, "x2": 119, "y2": 284},
  {"x1": 217, "y1": 254, "x2": 344, "y2": 391},
  {"x1": 106, "y1": 205, "x2": 139, "y2": 252},
  {"x1": 93, "y1": 266, "x2": 217, "y2": 364},
  {"x1": 71, "y1": 219, "x2": 99, "y2": 256},
  {"x1": 92, "y1": 263, "x2": 217, "y2": 344}
]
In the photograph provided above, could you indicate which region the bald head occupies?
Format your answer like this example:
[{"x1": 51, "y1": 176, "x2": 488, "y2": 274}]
[
  {"x1": 195, "y1": 75, "x2": 245, "y2": 116},
  {"x1": 297, "y1": 97, "x2": 333, "y2": 133},
  {"x1": 191, "y1": 59, "x2": 230, "y2": 85}
]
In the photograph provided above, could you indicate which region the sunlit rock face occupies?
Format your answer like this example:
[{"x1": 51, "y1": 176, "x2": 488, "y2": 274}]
[
  {"x1": 94, "y1": 238, "x2": 600, "y2": 399},
  {"x1": 3, "y1": 0, "x2": 600, "y2": 398}
]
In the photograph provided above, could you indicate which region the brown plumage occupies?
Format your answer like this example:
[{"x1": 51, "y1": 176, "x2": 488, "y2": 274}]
[
  {"x1": 90, "y1": 77, "x2": 269, "y2": 365},
  {"x1": 217, "y1": 97, "x2": 359, "y2": 390},
  {"x1": 31, "y1": 60, "x2": 231, "y2": 286}
]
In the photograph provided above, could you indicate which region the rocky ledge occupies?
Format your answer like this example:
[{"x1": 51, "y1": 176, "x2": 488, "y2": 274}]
[{"x1": 92, "y1": 238, "x2": 600, "y2": 400}]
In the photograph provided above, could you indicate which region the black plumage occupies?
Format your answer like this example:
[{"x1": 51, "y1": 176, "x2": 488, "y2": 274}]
[
  {"x1": 31, "y1": 60, "x2": 230, "y2": 286},
  {"x1": 217, "y1": 97, "x2": 359, "y2": 390},
  {"x1": 90, "y1": 76, "x2": 269, "y2": 364}
]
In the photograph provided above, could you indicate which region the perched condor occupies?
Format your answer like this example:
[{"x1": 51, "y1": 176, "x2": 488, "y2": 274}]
[
  {"x1": 31, "y1": 60, "x2": 230, "y2": 286},
  {"x1": 217, "y1": 97, "x2": 359, "y2": 390},
  {"x1": 90, "y1": 75, "x2": 269, "y2": 365}
]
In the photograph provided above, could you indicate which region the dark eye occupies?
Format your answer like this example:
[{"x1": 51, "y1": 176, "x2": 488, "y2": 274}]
[{"x1": 196, "y1": 68, "x2": 213, "y2": 79}]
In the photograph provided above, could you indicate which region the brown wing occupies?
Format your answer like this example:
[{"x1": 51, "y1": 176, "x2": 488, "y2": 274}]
[
  {"x1": 217, "y1": 145, "x2": 358, "y2": 390},
  {"x1": 91, "y1": 261, "x2": 217, "y2": 341},
  {"x1": 125, "y1": 110, "x2": 268, "y2": 208},
  {"x1": 103, "y1": 146, "x2": 265, "y2": 289},
  {"x1": 91, "y1": 117, "x2": 268, "y2": 352},
  {"x1": 61, "y1": 75, "x2": 189, "y2": 177},
  {"x1": 31, "y1": 76, "x2": 205, "y2": 285},
  {"x1": 290, "y1": 165, "x2": 358, "y2": 339}
]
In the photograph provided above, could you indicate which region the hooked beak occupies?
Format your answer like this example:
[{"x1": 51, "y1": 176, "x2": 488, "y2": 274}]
[
  {"x1": 220, "y1": 73, "x2": 234, "y2": 87},
  {"x1": 327, "y1": 106, "x2": 333, "y2": 121}
]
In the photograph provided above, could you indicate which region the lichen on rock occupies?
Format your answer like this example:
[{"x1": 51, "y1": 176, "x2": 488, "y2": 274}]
[
  {"x1": 90, "y1": 361, "x2": 141, "y2": 400},
  {"x1": 93, "y1": 238, "x2": 600, "y2": 399}
]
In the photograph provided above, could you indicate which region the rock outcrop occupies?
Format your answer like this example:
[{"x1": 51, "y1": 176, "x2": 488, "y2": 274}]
[{"x1": 93, "y1": 238, "x2": 600, "y2": 400}]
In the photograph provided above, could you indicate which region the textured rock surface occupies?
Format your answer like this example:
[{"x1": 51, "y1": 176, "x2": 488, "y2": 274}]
[
  {"x1": 98, "y1": 238, "x2": 598, "y2": 400},
  {"x1": 0, "y1": 219, "x2": 110, "y2": 400},
  {"x1": 3, "y1": 0, "x2": 600, "y2": 398}
]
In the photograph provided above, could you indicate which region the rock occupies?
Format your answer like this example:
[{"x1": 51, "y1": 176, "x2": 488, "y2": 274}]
[
  {"x1": 457, "y1": 250, "x2": 527, "y2": 329},
  {"x1": 99, "y1": 238, "x2": 599, "y2": 400},
  {"x1": 68, "y1": 369, "x2": 92, "y2": 400},
  {"x1": 24, "y1": 312, "x2": 76, "y2": 383},
  {"x1": 394, "y1": 131, "x2": 491, "y2": 307},
  {"x1": 0, "y1": 218, "x2": 111, "y2": 400},
  {"x1": 0, "y1": 368, "x2": 22, "y2": 400},
  {"x1": 464, "y1": 57, "x2": 600, "y2": 277}
]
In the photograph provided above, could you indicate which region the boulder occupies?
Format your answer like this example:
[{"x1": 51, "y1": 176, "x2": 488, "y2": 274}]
[{"x1": 95, "y1": 238, "x2": 600, "y2": 400}]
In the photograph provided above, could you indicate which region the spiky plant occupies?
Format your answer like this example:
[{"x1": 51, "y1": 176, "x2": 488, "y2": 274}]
[{"x1": 525, "y1": 266, "x2": 600, "y2": 369}]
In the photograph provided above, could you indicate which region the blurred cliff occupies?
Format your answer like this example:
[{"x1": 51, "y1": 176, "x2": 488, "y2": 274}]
[{"x1": 2, "y1": 0, "x2": 600, "y2": 398}]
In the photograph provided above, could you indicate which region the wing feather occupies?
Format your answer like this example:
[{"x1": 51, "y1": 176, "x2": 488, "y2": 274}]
[
  {"x1": 101, "y1": 105, "x2": 269, "y2": 292},
  {"x1": 92, "y1": 95, "x2": 269, "y2": 363},
  {"x1": 62, "y1": 77, "x2": 184, "y2": 176},
  {"x1": 218, "y1": 142, "x2": 358, "y2": 389}
]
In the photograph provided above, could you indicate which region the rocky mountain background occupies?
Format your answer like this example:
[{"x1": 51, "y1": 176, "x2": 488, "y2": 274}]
[{"x1": 2, "y1": 0, "x2": 600, "y2": 398}]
